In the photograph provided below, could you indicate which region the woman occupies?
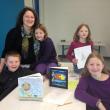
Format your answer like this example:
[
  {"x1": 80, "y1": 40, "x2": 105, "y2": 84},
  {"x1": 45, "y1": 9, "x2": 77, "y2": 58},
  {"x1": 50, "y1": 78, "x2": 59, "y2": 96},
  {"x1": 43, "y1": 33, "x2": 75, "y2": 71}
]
[{"x1": 0, "y1": 7, "x2": 40, "y2": 72}]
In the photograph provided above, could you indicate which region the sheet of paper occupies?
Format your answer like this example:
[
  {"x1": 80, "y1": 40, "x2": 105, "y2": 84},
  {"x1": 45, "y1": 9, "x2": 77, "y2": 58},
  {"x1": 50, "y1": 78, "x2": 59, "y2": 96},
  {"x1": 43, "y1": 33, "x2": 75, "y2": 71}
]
[
  {"x1": 68, "y1": 80, "x2": 79, "y2": 90},
  {"x1": 74, "y1": 45, "x2": 92, "y2": 69},
  {"x1": 43, "y1": 89, "x2": 72, "y2": 105}
]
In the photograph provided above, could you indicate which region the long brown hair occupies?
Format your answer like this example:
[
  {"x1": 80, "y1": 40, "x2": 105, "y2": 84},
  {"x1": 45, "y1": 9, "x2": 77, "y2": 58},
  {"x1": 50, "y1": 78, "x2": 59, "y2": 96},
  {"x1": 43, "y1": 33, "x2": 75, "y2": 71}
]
[
  {"x1": 16, "y1": 7, "x2": 39, "y2": 29},
  {"x1": 35, "y1": 24, "x2": 48, "y2": 39},
  {"x1": 73, "y1": 24, "x2": 92, "y2": 43}
]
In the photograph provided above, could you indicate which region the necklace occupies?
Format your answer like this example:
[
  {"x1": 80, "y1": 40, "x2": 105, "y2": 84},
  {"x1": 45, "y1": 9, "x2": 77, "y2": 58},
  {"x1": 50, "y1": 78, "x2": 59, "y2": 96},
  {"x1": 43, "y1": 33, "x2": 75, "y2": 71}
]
[
  {"x1": 91, "y1": 74, "x2": 102, "y2": 80},
  {"x1": 92, "y1": 73, "x2": 109, "y2": 81}
]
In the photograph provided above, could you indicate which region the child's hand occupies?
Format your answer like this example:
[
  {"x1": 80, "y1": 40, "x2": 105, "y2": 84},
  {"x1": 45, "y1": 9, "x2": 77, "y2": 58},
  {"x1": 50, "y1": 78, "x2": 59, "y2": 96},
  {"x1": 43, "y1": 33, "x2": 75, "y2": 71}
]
[
  {"x1": 72, "y1": 58, "x2": 78, "y2": 64},
  {"x1": 97, "y1": 101, "x2": 106, "y2": 110}
]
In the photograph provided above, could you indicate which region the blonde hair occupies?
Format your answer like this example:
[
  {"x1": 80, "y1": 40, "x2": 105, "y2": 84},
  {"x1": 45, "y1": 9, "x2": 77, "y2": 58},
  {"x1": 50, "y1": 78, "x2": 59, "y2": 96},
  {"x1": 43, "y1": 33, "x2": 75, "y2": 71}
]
[
  {"x1": 82, "y1": 51, "x2": 109, "y2": 76},
  {"x1": 5, "y1": 51, "x2": 21, "y2": 62}
]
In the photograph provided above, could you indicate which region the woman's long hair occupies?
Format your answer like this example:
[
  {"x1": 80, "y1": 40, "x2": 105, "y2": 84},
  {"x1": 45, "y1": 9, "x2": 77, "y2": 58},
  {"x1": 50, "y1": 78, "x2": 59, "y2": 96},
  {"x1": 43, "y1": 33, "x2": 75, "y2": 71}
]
[{"x1": 16, "y1": 7, "x2": 39, "y2": 29}]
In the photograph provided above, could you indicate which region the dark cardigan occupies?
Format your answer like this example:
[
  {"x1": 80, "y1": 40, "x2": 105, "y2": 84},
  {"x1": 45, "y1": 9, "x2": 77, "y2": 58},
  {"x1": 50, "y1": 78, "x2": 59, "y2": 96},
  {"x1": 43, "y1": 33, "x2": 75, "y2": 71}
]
[{"x1": 1, "y1": 27, "x2": 36, "y2": 64}]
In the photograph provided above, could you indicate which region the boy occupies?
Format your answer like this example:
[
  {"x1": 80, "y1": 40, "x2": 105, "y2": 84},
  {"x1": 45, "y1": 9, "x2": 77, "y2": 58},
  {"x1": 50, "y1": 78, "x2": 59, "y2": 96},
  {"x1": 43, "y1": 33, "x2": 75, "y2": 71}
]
[{"x1": 0, "y1": 51, "x2": 35, "y2": 101}]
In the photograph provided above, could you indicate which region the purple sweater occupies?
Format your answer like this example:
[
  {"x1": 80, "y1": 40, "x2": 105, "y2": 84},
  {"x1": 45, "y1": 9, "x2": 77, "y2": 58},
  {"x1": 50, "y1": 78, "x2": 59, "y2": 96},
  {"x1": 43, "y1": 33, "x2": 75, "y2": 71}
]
[
  {"x1": 37, "y1": 37, "x2": 57, "y2": 64},
  {"x1": 75, "y1": 76, "x2": 110, "y2": 110}
]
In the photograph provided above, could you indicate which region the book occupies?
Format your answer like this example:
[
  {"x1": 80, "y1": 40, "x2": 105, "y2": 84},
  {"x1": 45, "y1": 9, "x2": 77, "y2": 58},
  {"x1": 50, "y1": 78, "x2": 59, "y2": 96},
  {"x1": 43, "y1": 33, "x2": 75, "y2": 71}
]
[
  {"x1": 18, "y1": 73, "x2": 43, "y2": 101},
  {"x1": 74, "y1": 45, "x2": 92, "y2": 69},
  {"x1": 49, "y1": 67, "x2": 68, "y2": 89}
]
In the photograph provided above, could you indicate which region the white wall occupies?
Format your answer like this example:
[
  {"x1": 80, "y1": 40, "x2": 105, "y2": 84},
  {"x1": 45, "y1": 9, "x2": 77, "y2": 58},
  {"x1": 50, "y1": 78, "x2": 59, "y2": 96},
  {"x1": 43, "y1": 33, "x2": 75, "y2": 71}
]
[
  {"x1": 26, "y1": 0, "x2": 110, "y2": 57},
  {"x1": 24, "y1": 0, "x2": 33, "y2": 8}
]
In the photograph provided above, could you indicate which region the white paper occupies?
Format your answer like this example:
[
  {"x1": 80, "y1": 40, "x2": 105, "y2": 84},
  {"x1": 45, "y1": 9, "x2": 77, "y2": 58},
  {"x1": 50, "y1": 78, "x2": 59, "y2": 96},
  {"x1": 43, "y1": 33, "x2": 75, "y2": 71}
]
[
  {"x1": 43, "y1": 89, "x2": 72, "y2": 105},
  {"x1": 50, "y1": 67, "x2": 68, "y2": 69},
  {"x1": 74, "y1": 45, "x2": 92, "y2": 69}
]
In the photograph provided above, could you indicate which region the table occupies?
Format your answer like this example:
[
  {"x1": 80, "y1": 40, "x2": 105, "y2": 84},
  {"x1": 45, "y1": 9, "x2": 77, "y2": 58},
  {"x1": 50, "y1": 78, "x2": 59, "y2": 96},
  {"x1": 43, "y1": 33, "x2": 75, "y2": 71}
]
[
  {"x1": 58, "y1": 41, "x2": 105, "y2": 56},
  {"x1": 0, "y1": 78, "x2": 85, "y2": 110},
  {"x1": 58, "y1": 41, "x2": 70, "y2": 57},
  {"x1": 94, "y1": 41, "x2": 105, "y2": 53}
]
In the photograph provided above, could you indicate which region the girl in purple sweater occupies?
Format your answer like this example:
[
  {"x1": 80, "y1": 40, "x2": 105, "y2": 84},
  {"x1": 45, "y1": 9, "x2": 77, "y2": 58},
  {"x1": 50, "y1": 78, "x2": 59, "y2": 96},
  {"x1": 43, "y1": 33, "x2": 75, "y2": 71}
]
[
  {"x1": 33, "y1": 24, "x2": 58, "y2": 76},
  {"x1": 75, "y1": 52, "x2": 110, "y2": 110},
  {"x1": 66, "y1": 24, "x2": 94, "y2": 74}
]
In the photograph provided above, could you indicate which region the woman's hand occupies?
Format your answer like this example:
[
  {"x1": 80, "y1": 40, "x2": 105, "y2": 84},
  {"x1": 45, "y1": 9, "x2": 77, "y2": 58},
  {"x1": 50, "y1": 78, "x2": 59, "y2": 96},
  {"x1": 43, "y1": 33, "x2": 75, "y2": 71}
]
[
  {"x1": 0, "y1": 64, "x2": 3, "y2": 73},
  {"x1": 0, "y1": 58, "x2": 5, "y2": 72}
]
